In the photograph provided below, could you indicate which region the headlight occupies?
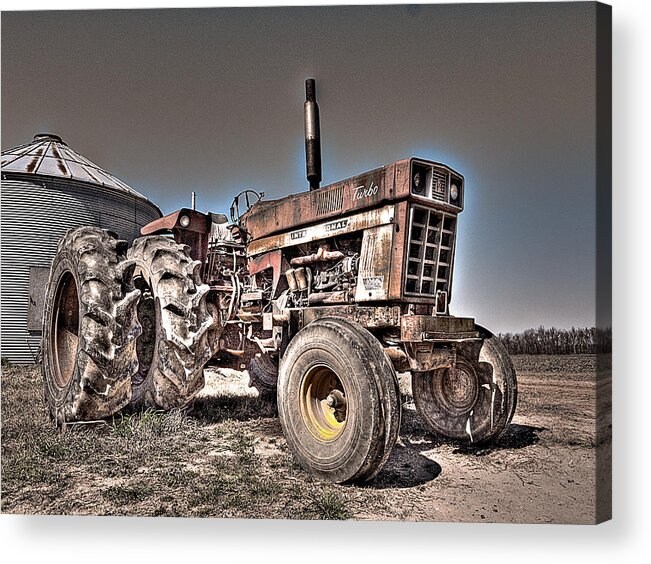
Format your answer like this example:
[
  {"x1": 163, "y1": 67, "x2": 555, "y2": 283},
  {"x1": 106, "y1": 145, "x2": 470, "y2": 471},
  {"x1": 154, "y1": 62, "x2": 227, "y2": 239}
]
[
  {"x1": 179, "y1": 215, "x2": 191, "y2": 227},
  {"x1": 450, "y1": 183, "x2": 459, "y2": 201},
  {"x1": 411, "y1": 164, "x2": 429, "y2": 196}
]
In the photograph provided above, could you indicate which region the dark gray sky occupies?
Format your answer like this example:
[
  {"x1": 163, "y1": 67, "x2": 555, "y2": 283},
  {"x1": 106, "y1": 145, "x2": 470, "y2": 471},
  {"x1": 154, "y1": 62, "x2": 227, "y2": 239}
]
[{"x1": 1, "y1": 3, "x2": 599, "y2": 333}]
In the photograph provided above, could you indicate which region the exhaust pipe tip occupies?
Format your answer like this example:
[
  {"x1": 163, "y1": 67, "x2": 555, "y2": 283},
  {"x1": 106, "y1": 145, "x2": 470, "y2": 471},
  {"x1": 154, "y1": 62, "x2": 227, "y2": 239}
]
[{"x1": 306, "y1": 78, "x2": 316, "y2": 102}]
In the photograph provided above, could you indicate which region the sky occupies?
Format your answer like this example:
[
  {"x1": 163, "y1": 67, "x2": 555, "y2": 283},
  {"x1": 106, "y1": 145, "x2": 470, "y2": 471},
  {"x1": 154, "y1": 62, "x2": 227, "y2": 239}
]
[{"x1": 1, "y1": 3, "x2": 601, "y2": 333}]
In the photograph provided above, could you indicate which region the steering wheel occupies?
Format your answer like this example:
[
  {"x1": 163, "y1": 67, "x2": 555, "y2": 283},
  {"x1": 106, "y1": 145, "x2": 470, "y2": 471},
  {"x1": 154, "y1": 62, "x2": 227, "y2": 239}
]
[{"x1": 230, "y1": 189, "x2": 264, "y2": 223}]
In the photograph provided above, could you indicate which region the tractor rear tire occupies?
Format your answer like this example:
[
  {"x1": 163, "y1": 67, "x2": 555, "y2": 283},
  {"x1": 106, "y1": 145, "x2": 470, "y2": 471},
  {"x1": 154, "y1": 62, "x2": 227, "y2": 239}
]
[
  {"x1": 412, "y1": 325, "x2": 517, "y2": 444},
  {"x1": 42, "y1": 227, "x2": 141, "y2": 424},
  {"x1": 127, "y1": 236, "x2": 213, "y2": 410},
  {"x1": 278, "y1": 317, "x2": 401, "y2": 484}
]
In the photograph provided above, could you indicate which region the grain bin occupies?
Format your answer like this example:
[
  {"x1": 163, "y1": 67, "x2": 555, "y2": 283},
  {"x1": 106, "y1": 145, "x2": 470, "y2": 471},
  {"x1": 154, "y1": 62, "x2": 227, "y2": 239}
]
[{"x1": 1, "y1": 133, "x2": 162, "y2": 364}]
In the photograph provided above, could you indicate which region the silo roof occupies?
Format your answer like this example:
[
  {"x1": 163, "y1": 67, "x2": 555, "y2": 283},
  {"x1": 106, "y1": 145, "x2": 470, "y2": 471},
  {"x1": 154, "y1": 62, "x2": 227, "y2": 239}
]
[{"x1": 1, "y1": 133, "x2": 150, "y2": 200}]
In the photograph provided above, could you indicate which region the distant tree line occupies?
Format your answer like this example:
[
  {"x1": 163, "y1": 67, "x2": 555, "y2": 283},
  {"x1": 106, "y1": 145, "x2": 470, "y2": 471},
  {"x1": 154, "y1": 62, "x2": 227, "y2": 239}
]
[{"x1": 497, "y1": 326, "x2": 612, "y2": 355}]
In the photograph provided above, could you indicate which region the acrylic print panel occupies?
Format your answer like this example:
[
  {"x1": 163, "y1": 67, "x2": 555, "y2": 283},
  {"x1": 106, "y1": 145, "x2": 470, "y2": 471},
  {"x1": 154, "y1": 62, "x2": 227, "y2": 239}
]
[{"x1": 0, "y1": 2, "x2": 611, "y2": 523}]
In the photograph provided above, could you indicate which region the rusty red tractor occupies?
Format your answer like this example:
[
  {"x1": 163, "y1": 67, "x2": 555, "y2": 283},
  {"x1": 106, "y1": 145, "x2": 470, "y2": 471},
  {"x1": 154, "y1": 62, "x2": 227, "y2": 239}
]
[{"x1": 42, "y1": 79, "x2": 517, "y2": 483}]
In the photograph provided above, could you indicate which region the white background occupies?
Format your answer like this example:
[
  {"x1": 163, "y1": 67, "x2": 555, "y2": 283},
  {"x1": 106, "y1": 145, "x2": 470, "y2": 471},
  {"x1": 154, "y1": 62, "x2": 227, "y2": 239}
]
[{"x1": 1, "y1": 0, "x2": 649, "y2": 562}]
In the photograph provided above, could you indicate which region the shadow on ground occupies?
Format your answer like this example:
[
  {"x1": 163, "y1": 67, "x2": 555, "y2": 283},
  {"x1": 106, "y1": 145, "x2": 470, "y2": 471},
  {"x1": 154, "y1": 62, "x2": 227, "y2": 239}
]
[
  {"x1": 188, "y1": 394, "x2": 278, "y2": 425},
  {"x1": 451, "y1": 423, "x2": 544, "y2": 456},
  {"x1": 372, "y1": 439, "x2": 443, "y2": 489},
  {"x1": 371, "y1": 407, "x2": 443, "y2": 489},
  {"x1": 371, "y1": 409, "x2": 544, "y2": 489}
]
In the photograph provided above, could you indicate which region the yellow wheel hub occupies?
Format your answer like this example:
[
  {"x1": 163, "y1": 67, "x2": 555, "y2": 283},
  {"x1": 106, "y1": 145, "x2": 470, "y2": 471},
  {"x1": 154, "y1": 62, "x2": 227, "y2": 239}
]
[{"x1": 300, "y1": 365, "x2": 347, "y2": 442}]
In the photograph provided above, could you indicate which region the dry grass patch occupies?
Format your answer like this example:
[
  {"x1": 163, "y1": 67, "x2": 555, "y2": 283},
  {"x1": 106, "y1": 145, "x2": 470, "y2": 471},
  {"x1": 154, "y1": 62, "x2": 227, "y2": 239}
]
[{"x1": 1, "y1": 366, "x2": 371, "y2": 519}]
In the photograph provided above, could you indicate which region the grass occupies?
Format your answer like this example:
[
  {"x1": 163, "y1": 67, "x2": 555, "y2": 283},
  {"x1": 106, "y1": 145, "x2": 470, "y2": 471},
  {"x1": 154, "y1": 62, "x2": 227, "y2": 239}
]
[
  {"x1": 0, "y1": 365, "x2": 376, "y2": 519},
  {"x1": 102, "y1": 483, "x2": 154, "y2": 504},
  {"x1": 111, "y1": 408, "x2": 188, "y2": 438},
  {"x1": 305, "y1": 491, "x2": 353, "y2": 520}
]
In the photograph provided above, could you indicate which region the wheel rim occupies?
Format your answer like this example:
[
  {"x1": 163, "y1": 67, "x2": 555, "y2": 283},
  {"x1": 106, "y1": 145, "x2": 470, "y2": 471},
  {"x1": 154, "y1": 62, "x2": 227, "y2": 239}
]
[
  {"x1": 51, "y1": 271, "x2": 79, "y2": 388},
  {"x1": 433, "y1": 360, "x2": 479, "y2": 416},
  {"x1": 299, "y1": 365, "x2": 348, "y2": 442}
]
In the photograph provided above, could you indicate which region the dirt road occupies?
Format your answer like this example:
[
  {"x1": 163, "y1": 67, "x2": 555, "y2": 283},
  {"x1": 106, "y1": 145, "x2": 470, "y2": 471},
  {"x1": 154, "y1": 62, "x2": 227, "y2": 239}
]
[{"x1": 1, "y1": 355, "x2": 610, "y2": 523}]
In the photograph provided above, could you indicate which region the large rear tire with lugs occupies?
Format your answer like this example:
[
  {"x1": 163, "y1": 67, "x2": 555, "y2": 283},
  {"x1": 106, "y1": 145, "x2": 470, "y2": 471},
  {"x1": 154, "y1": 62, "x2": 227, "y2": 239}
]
[
  {"x1": 412, "y1": 325, "x2": 517, "y2": 444},
  {"x1": 42, "y1": 227, "x2": 141, "y2": 425},
  {"x1": 127, "y1": 236, "x2": 213, "y2": 410},
  {"x1": 278, "y1": 317, "x2": 401, "y2": 484}
]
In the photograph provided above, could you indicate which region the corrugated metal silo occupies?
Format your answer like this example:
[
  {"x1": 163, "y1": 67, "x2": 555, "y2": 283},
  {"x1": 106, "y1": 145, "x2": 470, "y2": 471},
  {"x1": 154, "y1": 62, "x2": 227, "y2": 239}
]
[{"x1": 1, "y1": 133, "x2": 162, "y2": 364}]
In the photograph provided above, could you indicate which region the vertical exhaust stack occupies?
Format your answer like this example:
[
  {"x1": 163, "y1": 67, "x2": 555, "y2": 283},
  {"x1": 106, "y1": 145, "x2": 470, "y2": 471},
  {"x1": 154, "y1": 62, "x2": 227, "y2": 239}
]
[{"x1": 304, "y1": 78, "x2": 322, "y2": 191}]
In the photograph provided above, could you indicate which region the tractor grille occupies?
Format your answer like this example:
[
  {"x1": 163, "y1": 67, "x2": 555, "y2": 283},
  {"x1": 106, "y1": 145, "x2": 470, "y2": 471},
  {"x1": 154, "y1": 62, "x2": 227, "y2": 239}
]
[
  {"x1": 430, "y1": 168, "x2": 447, "y2": 202},
  {"x1": 404, "y1": 204, "x2": 457, "y2": 307}
]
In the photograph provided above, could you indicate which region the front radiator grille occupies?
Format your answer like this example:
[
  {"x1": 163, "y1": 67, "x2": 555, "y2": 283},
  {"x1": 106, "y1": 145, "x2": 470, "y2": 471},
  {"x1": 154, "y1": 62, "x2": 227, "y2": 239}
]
[
  {"x1": 430, "y1": 168, "x2": 447, "y2": 202},
  {"x1": 404, "y1": 205, "x2": 456, "y2": 303}
]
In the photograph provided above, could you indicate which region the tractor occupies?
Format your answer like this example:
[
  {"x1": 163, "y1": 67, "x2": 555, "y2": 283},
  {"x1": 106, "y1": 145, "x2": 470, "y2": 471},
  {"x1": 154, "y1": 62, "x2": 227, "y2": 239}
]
[{"x1": 41, "y1": 79, "x2": 517, "y2": 483}]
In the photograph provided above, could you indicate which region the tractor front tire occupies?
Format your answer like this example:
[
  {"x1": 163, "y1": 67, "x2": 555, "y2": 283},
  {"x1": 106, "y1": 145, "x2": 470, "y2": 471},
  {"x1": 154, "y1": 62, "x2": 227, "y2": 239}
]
[
  {"x1": 42, "y1": 227, "x2": 141, "y2": 424},
  {"x1": 127, "y1": 236, "x2": 213, "y2": 411},
  {"x1": 278, "y1": 317, "x2": 401, "y2": 484},
  {"x1": 247, "y1": 352, "x2": 278, "y2": 396},
  {"x1": 412, "y1": 325, "x2": 517, "y2": 444}
]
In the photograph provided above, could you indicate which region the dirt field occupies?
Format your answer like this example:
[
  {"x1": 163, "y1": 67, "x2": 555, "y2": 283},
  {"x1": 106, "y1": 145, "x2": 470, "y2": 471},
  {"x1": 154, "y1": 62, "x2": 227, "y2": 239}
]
[{"x1": 1, "y1": 355, "x2": 610, "y2": 523}]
